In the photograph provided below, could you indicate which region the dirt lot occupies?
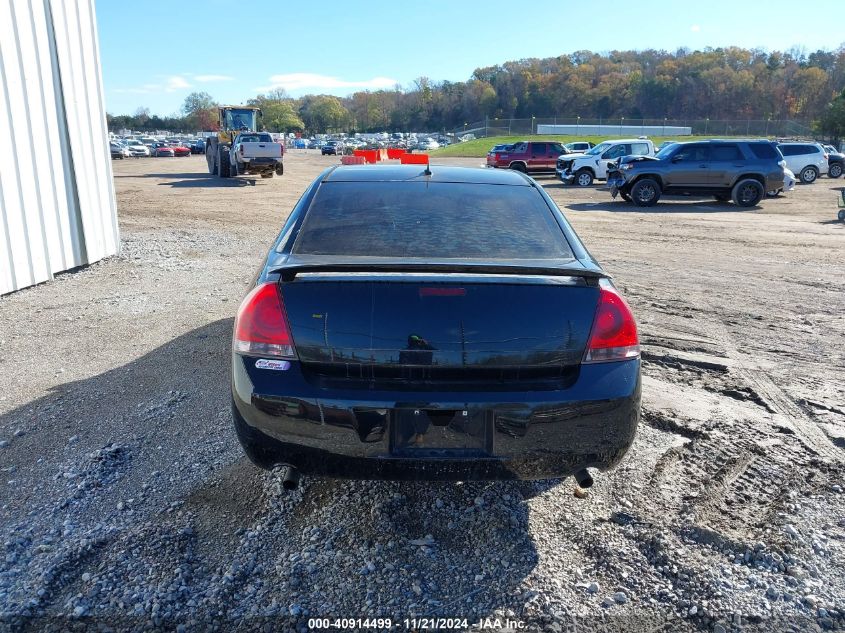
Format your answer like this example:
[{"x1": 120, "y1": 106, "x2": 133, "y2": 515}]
[{"x1": 1, "y1": 151, "x2": 844, "y2": 632}]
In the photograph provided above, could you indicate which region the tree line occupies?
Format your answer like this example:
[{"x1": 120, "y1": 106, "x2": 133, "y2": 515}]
[{"x1": 108, "y1": 46, "x2": 845, "y2": 137}]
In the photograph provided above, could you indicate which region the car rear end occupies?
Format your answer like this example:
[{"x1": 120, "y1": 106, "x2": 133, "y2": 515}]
[
  {"x1": 231, "y1": 166, "x2": 640, "y2": 481},
  {"x1": 744, "y1": 141, "x2": 788, "y2": 193},
  {"x1": 486, "y1": 144, "x2": 515, "y2": 168},
  {"x1": 238, "y1": 140, "x2": 284, "y2": 164},
  {"x1": 818, "y1": 144, "x2": 830, "y2": 175}
]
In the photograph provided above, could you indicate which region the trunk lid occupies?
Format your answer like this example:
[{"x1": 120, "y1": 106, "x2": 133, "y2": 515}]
[{"x1": 280, "y1": 275, "x2": 599, "y2": 373}]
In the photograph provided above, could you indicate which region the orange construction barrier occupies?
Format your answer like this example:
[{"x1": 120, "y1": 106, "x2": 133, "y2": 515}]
[
  {"x1": 400, "y1": 153, "x2": 429, "y2": 165},
  {"x1": 387, "y1": 148, "x2": 406, "y2": 160},
  {"x1": 341, "y1": 155, "x2": 367, "y2": 165},
  {"x1": 353, "y1": 149, "x2": 379, "y2": 164}
]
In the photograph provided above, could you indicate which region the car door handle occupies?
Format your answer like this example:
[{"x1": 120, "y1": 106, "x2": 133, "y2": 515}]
[
  {"x1": 699, "y1": 164, "x2": 708, "y2": 168},
  {"x1": 732, "y1": 164, "x2": 746, "y2": 167}
]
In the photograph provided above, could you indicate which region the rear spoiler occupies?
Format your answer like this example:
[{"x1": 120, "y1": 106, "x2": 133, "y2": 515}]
[{"x1": 270, "y1": 262, "x2": 606, "y2": 282}]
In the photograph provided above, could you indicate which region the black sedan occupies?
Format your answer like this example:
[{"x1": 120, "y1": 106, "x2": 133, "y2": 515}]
[
  {"x1": 321, "y1": 140, "x2": 343, "y2": 156},
  {"x1": 231, "y1": 165, "x2": 640, "y2": 487}
]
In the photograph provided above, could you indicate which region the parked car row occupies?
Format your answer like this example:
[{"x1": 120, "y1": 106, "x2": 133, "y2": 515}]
[
  {"x1": 109, "y1": 135, "x2": 205, "y2": 159},
  {"x1": 299, "y1": 133, "x2": 457, "y2": 153},
  {"x1": 484, "y1": 136, "x2": 840, "y2": 208}
]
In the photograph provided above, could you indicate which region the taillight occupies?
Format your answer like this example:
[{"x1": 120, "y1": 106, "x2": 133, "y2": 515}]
[
  {"x1": 584, "y1": 284, "x2": 639, "y2": 363},
  {"x1": 239, "y1": 145, "x2": 244, "y2": 155},
  {"x1": 234, "y1": 283, "x2": 296, "y2": 359}
]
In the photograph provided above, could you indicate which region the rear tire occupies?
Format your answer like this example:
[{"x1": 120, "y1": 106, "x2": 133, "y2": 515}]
[
  {"x1": 275, "y1": 164, "x2": 284, "y2": 176},
  {"x1": 218, "y1": 147, "x2": 231, "y2": 178},
  {"x1": 207, "y1": 147, "x2": 217, "y2": 175},
  {"x1": 829, "y1": 163, "x2": 843, "y2": 179},
  {"x1": 575, "y1": 169, "x2": 594, "y2": 187},
  {"x1": 731, "y1": 178, "x2": 764, "y2": 207},
  {"x1": 630, "y1": 178, "x2": 660, "y2": 206},
  {"x1": 509, "y1": 162, "x2": 527, "y2": 173},
  {"x1": 799, "y1": 166, "x2": 818, "y2": 184}
]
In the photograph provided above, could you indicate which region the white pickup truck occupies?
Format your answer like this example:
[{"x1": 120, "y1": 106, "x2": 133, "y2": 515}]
[
  {"x1": 556, "y1": 138, "x2": 655, "y2": 186},
  {"x1": 230, "y1": 133, "x2": 284, "y2": 178}
]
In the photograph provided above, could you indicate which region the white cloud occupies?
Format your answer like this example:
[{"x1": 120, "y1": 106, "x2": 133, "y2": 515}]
[
  {"x1": 262, "y1": 73, "x2": 398, "y2": 92},
  {"x1": 113, "y1": 77, "x2": 192, "y2": 95},
  {"x1": 164, "y1": 75, "x2": 191, "y2": 91},
  {"x1": 690, "y1": 24, "x2": 701, "y2": 32},
  {"x1": 194, "y1": 74, "x2": 234, "y2": 82}
]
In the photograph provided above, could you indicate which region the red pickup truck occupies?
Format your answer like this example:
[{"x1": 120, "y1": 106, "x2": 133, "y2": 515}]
[{"x1": 486, "y1": 140, "x2": 567, "y2": 173}]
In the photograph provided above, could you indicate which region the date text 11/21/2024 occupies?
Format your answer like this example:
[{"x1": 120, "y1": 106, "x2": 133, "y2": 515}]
[{"x1": 306, "y1": 617, "x2": 527, "y2": 630}]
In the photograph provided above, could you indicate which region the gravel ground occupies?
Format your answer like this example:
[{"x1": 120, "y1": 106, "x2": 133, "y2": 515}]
[{"x1": 1, "y1": 152, "x2": 844, "y2": 632}]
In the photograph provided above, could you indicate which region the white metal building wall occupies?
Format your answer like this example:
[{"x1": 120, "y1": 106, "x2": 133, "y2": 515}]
[{"x1": 0, "y1": 0, "x2": 118, "y2": 296}]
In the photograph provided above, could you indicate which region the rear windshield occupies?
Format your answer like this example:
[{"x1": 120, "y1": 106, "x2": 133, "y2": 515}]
[
  {"x1": 293, "y1": 181, "x2": 573, "y2": 259},
  {"x1": 779, "y1": 144, "x2": 818, "y2": 156},
  {"x1": 239, "y1": 134, "x2": 273, "y2": 143},
  {"x1": 749, "y1": 143, "x2": 780, "y2": 160}
]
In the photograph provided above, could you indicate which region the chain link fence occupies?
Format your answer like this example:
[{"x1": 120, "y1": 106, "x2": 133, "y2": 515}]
[{"x1": 452, "y1": 117, "x2": 815, "y2": 139}]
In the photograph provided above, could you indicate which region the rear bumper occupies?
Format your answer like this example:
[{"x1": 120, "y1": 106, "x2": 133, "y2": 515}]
[
  {"x1": 241, "y1": 157, "x2": 282, "y2": 164},
  {"x1": 232, "y1": 356, "x2": 640, "y2": 480}
]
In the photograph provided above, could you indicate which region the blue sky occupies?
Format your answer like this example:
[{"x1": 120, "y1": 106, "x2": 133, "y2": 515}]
[{"x1": 97, "y1": 0, "x2": 844, "y2": 116}]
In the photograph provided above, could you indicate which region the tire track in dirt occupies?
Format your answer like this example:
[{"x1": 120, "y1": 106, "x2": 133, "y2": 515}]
[
  {"x1": 710, "y1": 320, "x2": 842, "y2": 463},
  {"x1": 638, "y1": 310, "x2": 836, "y2": 546}
]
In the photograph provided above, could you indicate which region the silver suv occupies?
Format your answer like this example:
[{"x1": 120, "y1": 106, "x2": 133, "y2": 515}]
[{"x1": 777, "y1": 142, "x2": 828, "y2": 184}]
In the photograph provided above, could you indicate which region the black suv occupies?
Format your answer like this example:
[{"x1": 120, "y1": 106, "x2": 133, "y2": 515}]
[
  {"x1": 321, "y1": 140, "x2": 344, "y2": 156},
  {"x1": 824, "y1": 144, "x2": 844, "y2": 179},
  {"x1": 606, "y1": 140, "x2": 785, "y2": 207}
]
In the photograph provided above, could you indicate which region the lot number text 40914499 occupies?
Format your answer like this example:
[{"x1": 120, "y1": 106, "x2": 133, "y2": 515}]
[{"x1": 307, "y1": 617, "x2": 527, "y2": 630}]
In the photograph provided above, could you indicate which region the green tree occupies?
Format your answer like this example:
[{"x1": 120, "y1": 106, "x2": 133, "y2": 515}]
[
  {"x1": 182, "y1": 91, "x2": 217, "y2": 131},
  {"x1": 262, "y1": 102, "x2": 304, "y2": 132},
  {"x1": 247, "y1": 91, "x2": 304, "y2": 132},
  {"x1": 819, "y1": 88, "x2": 845, "y2": 138},
  {"x1": 299, "y1": 95, "x2": 349, "y2": 133}
]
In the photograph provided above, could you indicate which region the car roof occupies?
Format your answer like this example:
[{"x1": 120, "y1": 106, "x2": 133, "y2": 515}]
[
  {"x1": 322, "y1": 164, "x2": 531, "y2": 186},
  {"x1": 595, "y1": 138, "x2": 652, "y2": 144},
  {"x1": 673, "y1": 139, "x2": 775, "y2": 145}
]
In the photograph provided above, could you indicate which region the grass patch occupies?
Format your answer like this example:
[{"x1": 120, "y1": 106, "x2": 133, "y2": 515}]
[{"x1": 430, "y1": 135, "x2": 731, "y2": 158}]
